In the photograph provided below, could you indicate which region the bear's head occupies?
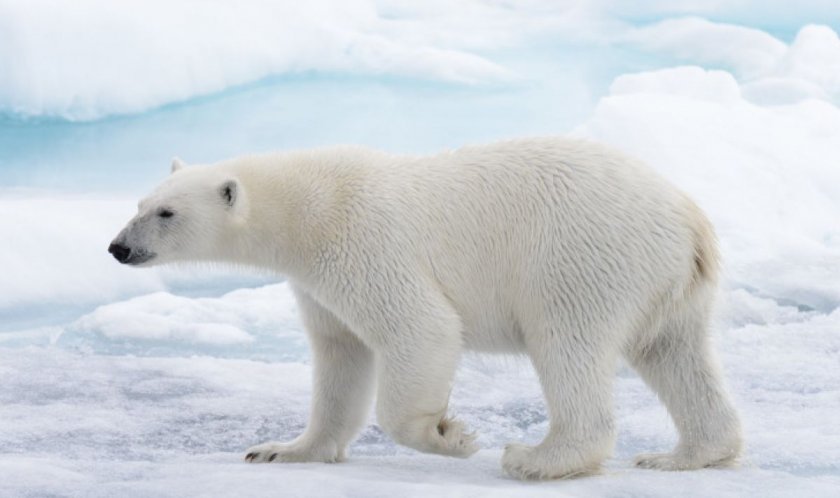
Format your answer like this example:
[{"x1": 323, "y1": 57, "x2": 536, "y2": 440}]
[{"x1": 108, "y1": 158, "x2": 247, "y2": 267}]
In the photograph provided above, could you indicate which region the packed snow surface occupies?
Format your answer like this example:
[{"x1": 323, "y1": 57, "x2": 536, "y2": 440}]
[
  {"x1": 2, "y1": 289, "x2": 839, "y2": 497},
  {"x1": 2, "y1": 1, "x2": 839, "y2": 496}
]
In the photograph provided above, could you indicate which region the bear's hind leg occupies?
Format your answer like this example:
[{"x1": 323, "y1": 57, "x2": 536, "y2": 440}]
[
  {"x1": 628, "y1": 308, "x2": 742, "y2": 470},
  {"x1": 502, "y1": 328, "x2": 618, "y2": 480}
]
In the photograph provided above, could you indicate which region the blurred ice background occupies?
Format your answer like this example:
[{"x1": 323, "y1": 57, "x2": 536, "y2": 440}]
[{"x1": 1, "y1": 1, "x2": 839, "y2": 496}]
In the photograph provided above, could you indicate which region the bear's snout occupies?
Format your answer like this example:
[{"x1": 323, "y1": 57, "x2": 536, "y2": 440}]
[
  {"x1": 108, "y1": 242, "x2": 132, "y2": 264},
  {"x1": 108, "y1": 239, "x2": 156, "y2": 265}
]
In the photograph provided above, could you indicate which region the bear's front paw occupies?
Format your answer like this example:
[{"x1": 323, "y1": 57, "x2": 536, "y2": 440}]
[{"x1": 244, "y1": 439, "x2": 342, "y2": 464}]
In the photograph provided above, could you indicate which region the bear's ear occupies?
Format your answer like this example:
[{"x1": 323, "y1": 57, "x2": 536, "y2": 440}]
[
  {"x1": 171, "y1": 157, "x2": 187, "y2": 174},
  {"x1": 219, "y1": 179, "x2": 239, "y2": 208}
]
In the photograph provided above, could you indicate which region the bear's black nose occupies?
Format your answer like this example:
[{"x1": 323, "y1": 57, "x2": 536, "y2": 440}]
[{"x1": 108, "y1": 242, "x2": 131, "y2": 263}]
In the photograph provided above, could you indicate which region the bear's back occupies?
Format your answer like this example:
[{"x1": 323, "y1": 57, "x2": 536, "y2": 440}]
[{"x1": 335, "y1": 138, "x2": 705, "y2": 351}]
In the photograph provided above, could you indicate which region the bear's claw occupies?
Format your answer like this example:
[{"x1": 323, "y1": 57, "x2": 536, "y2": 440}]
[{"x1": 244, "y1": 440, "x2": 343, "y2": 463}]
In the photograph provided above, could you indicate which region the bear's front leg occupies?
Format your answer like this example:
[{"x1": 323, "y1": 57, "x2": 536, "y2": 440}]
[
  {"x1": 372, "y1": 302, "x2": 478, "y2": 458},
  {"x1": 245, "y1": 288, "x2": 376, "y2": 464}
]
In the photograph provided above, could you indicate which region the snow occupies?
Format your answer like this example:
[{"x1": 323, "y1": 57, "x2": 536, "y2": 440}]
[
  {"x1": 3, "y1": 1, "x2": 840, "y2": 496},
  {"x1": 1, "y1": 300, "x2": 839, "y2": 496},
  {"x1": 0, "y1": 193, "x2": 163, "y2": 314},
  {"x1": 4, "y1": 1, "x2": 839, "y2": 121},
  {"x1": 61, "y1": 284, "x2": 308, "y2": 360},
  {"x1": 624, "y1": 17, "x2": 789, "y2": 79},
  {"x1": 1, "y1": 0, "x2": 576, "y2": 121},
  {"x1": 625, "y1": 19, "x2": 840, "y2": 105},
  {"x1": 774, "y1": 25, "x2": 840, "y2": 101},
  {"x1": 576, "y1": 65, "x2": 840, "y2": 310},
  {"x1": 0, "y1": 192, "x2": 274, "y2": 335}
]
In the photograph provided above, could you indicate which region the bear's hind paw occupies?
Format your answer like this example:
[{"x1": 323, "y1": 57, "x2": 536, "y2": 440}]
[
  {"x1": 502, "y1": 443, "x2": 601, "y2": 480},
  {"x1": 634, "y1": 449, "x2": 739, "y2": 471},
  {"x1": 436, "y1": 417, "x2": 479, "y2": 458}
]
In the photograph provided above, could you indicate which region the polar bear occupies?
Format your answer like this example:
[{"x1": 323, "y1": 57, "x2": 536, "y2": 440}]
[{"x1": 109, "y1": 138, "x2": 742, "y2": 479}]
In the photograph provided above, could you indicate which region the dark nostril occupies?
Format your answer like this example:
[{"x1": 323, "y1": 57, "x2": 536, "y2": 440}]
[{"x1": 108, "y1": 243, "x2": 131, "y2": 263}]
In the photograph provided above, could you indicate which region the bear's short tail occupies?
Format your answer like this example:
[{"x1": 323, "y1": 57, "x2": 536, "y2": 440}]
[{"x1": 687, "y1": 199, "x2": 720, "y2": 292}]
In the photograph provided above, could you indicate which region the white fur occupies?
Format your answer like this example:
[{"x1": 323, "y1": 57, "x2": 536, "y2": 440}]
[{"x1": 113, "y1": 137, "x2": 742, "y2": 479}]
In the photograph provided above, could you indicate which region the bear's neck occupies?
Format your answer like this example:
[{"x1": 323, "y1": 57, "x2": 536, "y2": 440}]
[{"x1": 219, "y1": 150, "x2": 373, "y2": 280}]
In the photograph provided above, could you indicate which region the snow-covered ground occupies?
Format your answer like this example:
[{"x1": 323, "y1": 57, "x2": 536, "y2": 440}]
[
  {"x1": 2, "y1": 1, "x2": 840, "y2": 496},
  {"x1": 2, "y1": 290, "x2": 840, "y2": 497}
]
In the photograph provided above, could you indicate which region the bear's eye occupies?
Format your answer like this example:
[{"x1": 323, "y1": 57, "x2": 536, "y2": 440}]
[{"x1": 158, "y1": 209, "x2": 174, "y2": 219}]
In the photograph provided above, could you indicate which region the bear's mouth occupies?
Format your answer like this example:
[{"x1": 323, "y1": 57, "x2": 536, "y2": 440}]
[{"x1": 125, "y1": 251, "x2": 156, "y2": 265}]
